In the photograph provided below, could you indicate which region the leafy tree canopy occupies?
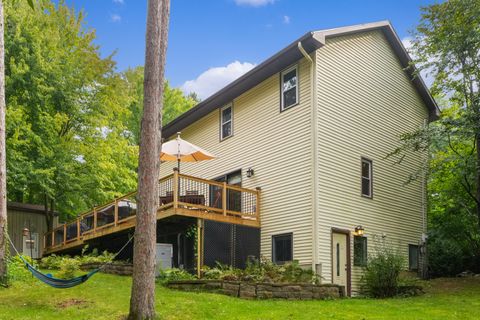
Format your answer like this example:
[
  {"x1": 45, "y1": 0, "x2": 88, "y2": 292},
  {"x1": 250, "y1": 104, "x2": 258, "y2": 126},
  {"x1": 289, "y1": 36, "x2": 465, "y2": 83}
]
[{"x1": 4, "y1": 0, "x2": 197, "y2": 221}]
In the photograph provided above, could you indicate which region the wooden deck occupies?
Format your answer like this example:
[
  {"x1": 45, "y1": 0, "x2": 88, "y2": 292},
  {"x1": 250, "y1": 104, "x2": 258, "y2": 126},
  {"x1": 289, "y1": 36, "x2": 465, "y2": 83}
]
[{"x1": 44, "y1": 170, "x2": 260, "y2": 254}]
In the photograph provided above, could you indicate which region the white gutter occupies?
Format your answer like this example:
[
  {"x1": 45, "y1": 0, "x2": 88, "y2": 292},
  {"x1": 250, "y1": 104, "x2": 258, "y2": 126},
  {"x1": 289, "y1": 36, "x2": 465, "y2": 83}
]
[{"x1": 298, "y1": 41, "x2": 319, "y2": 273}]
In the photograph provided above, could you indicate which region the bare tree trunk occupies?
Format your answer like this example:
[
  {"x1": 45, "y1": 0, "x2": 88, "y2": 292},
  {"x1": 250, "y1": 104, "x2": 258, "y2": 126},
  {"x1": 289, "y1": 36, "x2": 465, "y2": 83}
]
[
  {"x1": 128, "y1": 0, "x2": 170, "y2": 319},
  {"x1": 0, "y1": 0, "x2": 8, "y2": 285},
  {"x1": 476, "y1": 135, "x2": 480, "y2": 230}
]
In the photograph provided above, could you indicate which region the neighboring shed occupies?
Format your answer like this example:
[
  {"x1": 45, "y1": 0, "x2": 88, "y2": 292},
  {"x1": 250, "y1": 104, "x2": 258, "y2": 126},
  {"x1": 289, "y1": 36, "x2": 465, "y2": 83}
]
[{"x1": 7, "y1": 202, "x2": 58, "y2": 258}]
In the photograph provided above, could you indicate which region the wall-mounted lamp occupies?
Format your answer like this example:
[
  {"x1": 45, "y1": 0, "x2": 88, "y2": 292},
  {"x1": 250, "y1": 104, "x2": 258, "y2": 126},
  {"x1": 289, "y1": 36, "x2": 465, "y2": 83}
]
[
  {"x1": 22, "y1": 227, "x2": 30, "y2": 237},
  {"x1": 354, "y1": 225, "x2": 365, "y2": 236},
  {"x1": 246, "y1": 167, "x2": 255, "y2": 178}
]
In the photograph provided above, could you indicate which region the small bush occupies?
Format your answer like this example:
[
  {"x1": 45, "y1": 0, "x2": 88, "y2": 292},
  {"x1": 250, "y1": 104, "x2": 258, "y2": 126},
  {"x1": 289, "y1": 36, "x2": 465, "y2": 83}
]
[
  {"x1": 6, "y1": 255, "x2": 36, "y2": 284},
  {"x1": 157, "y1": 268, "x2": 195, "y2": 284},
  {"x1": 40, "y1": 247, "x2": 115, "y2": 270},
  {"x1": 361, "y1": 240, "x2": 405, "y2": 298},
  {"x1": 56, "y1": 257, "x2": 80, "y2": 279},
  {"x1": 201, "y1": 257, "x2": 320, "y2": 284}
]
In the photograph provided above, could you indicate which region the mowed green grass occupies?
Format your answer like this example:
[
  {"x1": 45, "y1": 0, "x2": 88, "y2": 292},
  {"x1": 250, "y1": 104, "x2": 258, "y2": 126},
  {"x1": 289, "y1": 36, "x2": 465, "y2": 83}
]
[{"x1": 1, "y1": 273, "x2": 479, "y2": 320}]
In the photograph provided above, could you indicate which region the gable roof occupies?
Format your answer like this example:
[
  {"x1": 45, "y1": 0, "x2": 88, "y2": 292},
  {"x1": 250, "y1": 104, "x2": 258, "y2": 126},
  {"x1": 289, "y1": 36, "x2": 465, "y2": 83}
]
[{"x1": 163, "y1": 21, "x2": 439, "y2": 138}]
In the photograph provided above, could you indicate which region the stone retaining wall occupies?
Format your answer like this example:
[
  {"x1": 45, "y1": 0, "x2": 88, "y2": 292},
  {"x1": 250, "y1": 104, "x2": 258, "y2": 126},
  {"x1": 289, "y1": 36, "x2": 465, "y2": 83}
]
[
  {"x1": 80, "y1": 262, "x2": 133, "y2": 276},
  {"x1": 166, "y1": 280, "x2": 344, "y2": 300}
]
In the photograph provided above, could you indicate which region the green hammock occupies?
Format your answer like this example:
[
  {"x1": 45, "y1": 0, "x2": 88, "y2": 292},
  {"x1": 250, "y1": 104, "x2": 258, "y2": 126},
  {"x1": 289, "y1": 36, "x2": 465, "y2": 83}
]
[{"x1": 7, "y1": 232, "x2": 133, "y2": 289}]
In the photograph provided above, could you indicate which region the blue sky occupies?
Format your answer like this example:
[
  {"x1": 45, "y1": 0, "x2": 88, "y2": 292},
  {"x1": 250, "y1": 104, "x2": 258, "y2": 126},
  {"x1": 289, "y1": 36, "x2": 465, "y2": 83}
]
[{"x1": 63, "y1": 0, "x2": 436, "y2": 99}]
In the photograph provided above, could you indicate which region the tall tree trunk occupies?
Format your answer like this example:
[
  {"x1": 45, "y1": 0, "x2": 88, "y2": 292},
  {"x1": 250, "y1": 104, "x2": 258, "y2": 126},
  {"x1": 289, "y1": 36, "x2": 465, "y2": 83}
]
[
  {"x1": 128, "y1": 0, "x2": 170, "y2": 319},
  {"x1": 476, "y1": 135, "x2": 480, "y2": 230},
  {"x1": 0, "y1": 0, "x2": 8, "y2": 285}
]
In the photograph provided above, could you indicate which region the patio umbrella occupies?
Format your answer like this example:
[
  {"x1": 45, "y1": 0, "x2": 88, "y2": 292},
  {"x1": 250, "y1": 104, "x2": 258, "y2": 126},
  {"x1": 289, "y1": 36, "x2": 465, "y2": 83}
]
[{"x1": 161, "y1": 132, "x2": 215, "y2": 171}]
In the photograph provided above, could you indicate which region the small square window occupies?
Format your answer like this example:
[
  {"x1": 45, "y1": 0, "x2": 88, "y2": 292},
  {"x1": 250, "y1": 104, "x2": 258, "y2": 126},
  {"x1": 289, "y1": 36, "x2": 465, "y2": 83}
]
[
  {"x1": 220, "y1": 104, "x2": 233, "y2": 140},
  {"x1": 361, "y1": 158, "x2": 372, "y2": 198},
  {"x1": 354, "y1": 236, "x2": 367, "y2": 266},
  {"x1": 281, "y1": 66, "x2": 298, "y2": 111},
  {"x1": 409, "y1": 244, "x2": 419, "y2": 271},
  {"x1": 272, "y1": 233, "x2": 292, "y2": 264}
]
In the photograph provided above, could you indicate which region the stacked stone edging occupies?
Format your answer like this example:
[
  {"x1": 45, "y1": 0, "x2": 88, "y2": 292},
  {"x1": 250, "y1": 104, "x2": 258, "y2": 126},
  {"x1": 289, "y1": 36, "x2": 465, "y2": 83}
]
[
  {"x1": 80, "y1": 262, "x2": 133, "y2": 276},
  {"x1": 166, "y1": 280, "x2": 344, "y2": 300}
]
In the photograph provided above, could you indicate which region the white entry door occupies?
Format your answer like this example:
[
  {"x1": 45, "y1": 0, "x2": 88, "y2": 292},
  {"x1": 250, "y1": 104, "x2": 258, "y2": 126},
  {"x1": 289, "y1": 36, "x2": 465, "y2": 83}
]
[
  {"x1": 23, "y1": 232, "x2": 40, "y2": 259},
  {"x1": 332, "y1": 232, "x2": 348, "y2": 288}
]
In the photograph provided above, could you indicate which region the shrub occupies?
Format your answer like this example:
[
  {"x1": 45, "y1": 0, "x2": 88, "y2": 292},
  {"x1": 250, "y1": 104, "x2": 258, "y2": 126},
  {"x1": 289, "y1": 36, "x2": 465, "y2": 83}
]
[
  {"x1": 361, "y1": 240, "x2": 405, "y2": 298},
  {"x1": 201, "y1": 257, "x2": 320, "y2": 284},
  {"x1": 6, "y1": 255, "x2": 36, "y2": 284},
  {"x1": 40, "y1": 247, "x2": 115, "y2": 270},
  {"x1": 157, "y1": 268, "x2": 196, "y2": 284},
  {"x1": 56, "y1": 257, "x2": 80, "y2": 279}
]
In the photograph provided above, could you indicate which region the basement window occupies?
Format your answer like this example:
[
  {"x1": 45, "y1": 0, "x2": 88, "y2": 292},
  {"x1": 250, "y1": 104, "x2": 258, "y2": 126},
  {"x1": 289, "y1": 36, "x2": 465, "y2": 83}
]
[
  {"x1": 280, "y1": 65, "x2": 298, "y2": 111},
  {"x1": 361, "y1": 158, "x2": 373, "y2": 198},
  {"x1": 272, "y1": 233, "x2": 293, "y2": 264},
  {"x1": 220, "y1": 104, "x2": 233, "y2": 140},
  {"x1": 409, "y1": 244, "x2": 419, "y2": 271}
]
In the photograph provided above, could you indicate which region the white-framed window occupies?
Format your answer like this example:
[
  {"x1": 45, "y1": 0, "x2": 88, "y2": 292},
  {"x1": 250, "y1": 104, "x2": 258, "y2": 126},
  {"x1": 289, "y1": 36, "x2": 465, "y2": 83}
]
[
  {"x1": 220, "y1": 103, "x2": 233, "y2": 140},
  {"x1": 361, "y1": 157, "x2": 372, "y2": 198},
  {"x1": 280, "y1": 65, "x2": 298, "y2": 111}
]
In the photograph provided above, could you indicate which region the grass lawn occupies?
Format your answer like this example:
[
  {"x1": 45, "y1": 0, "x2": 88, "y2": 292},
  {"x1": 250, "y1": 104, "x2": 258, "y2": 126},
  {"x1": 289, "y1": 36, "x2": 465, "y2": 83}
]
[{"x1": 0, "y1": 273, "x2": 479, "y2": 320}]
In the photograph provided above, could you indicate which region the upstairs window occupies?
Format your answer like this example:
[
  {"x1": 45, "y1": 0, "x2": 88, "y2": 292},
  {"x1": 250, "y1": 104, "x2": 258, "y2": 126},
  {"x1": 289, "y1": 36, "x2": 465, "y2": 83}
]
[
  {"x1": 361, "y1": 158, "x2": 372, "y2": 198},
  {"x1": 353, "y1": 236, "x2": 367, "y2": 267},
  {"x1": 281, "y1": 65, "x2": 298, "y2": 111},
  {"x1": 220, "y1": 104, "x2": 233, "y2": 140},
  {"x1": 272, "y1": 233, "x2": 293, "y2": 264}
]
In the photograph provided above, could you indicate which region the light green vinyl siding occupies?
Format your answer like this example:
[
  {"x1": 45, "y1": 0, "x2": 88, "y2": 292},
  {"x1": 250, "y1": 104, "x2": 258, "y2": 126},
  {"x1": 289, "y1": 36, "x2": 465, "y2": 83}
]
[
  {"x1": 315, "y1": 30, "x2": 429, "y2": 293},
  {"x1": 159, "y1": 58, "x2": 315, "y2": 266}
]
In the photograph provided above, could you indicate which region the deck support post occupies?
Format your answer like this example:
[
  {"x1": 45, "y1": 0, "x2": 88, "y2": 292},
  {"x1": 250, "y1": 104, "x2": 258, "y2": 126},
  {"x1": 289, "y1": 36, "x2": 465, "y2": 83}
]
[
  {"x1": 63, "y1": 224, "x2": 66, "y2": 245},
  {"x1": 256, "y1": 187, "x2": 261, "y2": 225},
  {"x1": 77, "y1": 219, "x2": 81, "y2": 240},
  {"x1": 93, "y1": 208, "x2": 97, "y2": 232},
  {"x1": 222, "y1": 182, "x2": 227, "y2": 216},
  {"x1": 114, "y1": 199, "x2": 119, "y2": 226},
  {"x1": 196, "y1": 218, "x2": 203, "y2": 278}
]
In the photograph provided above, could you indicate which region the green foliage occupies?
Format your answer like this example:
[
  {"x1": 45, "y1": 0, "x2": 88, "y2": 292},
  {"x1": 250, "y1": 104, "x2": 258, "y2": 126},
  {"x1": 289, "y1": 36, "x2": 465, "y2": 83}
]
[
  {"x1": 6, "y1": 255, "x2": 36, "y2": 284},
  {"x1": 39, "y1": 248, "x2": 114, "y2": 270},
  {"x1": 156, "y1": 268, "x2": 196, "y2": 285},
  {"x1": 4, "y1": 0, "x2": 138, "y2": 219},
  {"x1": 201, "y1": 258, "x2": 319, "y2": 284},
  {"x1": 123, "y1": 66, "x2": 199, "y2": 145},
  {"x1": 361, "y1": 239, "x2": 406, "y2": 298},
  {"x1": 391, "y1": 0, "x2": 480, "y2": 277},
  {"x1": 56, "y1": 257, "x2": 80, "y2": 279}
]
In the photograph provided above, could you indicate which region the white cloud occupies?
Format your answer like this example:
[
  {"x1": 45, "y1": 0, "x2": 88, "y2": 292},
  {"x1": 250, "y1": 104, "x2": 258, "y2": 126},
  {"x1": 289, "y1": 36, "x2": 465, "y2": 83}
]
[
  {"x1": 234, "y1": 0, "x2": 275, "y2": 7},
  {"x1": 181, "y1": 61, "x2": 256, "y2": 99},
  {"x1": 110, "y1": 14, "x2": 122, "y2": 23},
  {"x1": 402, "y1": 37, "x2": 434, "y2": 88},
  {"x1": 283, "y1": 15, "x2": 290, "y2": 24},
  {"x1": 113, "y1": 0, "x2": 124, "y2": 4}
]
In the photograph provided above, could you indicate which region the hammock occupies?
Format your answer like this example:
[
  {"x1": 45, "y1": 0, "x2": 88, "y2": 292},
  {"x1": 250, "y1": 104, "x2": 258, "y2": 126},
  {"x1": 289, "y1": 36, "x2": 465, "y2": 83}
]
[{"x1": 6, "y1": 232, "x2": 133, "y2": 289}]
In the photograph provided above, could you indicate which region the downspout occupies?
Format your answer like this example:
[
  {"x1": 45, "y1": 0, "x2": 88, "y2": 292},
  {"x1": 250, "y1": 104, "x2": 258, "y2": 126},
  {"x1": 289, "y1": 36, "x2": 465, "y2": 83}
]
[{"x1": 298, "y1": 42, "x2": 319, "y2": 273}]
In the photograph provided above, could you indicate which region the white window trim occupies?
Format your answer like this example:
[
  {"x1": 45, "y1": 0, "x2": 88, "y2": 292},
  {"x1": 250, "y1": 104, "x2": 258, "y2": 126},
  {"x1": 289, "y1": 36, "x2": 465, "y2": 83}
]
[
  {"x1": 361, "y1": 158, "x2": 373, "y2": 198},
  {"x1": 220, "y1": 103, "x2": 233, "y2": 141},
  {"x1": 280, "y1": 65, "x2": 299, "y2": 111}
]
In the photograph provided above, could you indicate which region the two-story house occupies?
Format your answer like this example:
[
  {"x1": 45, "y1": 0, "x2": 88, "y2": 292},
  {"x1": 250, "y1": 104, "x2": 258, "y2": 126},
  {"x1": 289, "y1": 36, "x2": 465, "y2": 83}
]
[
  {"x1": 44, "y1": 21, "x2": 438, "y2": 296},
  {"x1": 158, "y1": 20, "x2": 437, "y2": 295}
]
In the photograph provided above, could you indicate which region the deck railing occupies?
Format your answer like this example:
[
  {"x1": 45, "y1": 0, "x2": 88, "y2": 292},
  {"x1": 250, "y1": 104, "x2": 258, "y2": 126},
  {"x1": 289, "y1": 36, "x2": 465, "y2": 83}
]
[{"x1": 44, "y1": 170, "x2": 260, "y2": 252}]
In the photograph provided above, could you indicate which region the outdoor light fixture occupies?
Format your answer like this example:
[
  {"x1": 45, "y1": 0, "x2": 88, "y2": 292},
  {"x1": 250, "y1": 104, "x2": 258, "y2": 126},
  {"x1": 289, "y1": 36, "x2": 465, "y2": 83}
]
[
  {"x1": 246, "y1": 167, "x2": 254, "y2": 178},
  {"x1": 355, "y1": 225, "x2": 365, "y2": 236},
  {"x1": 22, "y1": 227, "x2": 29, "y2": 237}
]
